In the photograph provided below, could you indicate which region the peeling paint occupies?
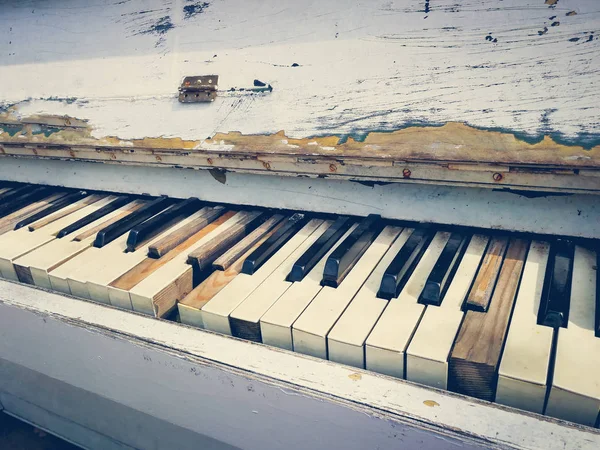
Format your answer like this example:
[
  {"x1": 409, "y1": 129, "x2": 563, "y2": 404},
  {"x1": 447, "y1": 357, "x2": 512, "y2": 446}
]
[
  {"x1": 183, "y1": 1, "x2": 210, "y2": 19},
  {"x1": 1, "y1": 114, "x2": 600, "y2": 173}
]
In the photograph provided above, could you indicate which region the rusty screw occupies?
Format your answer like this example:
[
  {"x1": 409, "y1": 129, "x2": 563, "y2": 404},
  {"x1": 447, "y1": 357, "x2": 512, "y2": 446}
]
[
  {"x1": 493, "y1": 172, "x2": 503, "y2": 182},
  {"x1": 329, "y1": 164, "x2": 337, "y2": 172},
  {"x1": 262, "y1": 161, "x2": 271, "y2": 170},
  {"x1": 403, "y1": 168, "x2": 411, "y2": 178}
]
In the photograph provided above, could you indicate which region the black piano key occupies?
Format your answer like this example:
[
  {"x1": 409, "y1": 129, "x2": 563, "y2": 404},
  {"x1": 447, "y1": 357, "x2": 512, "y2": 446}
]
[
  {"x1": 419, "y1": 233, "x2": 467, "y2": 306},
  {"x1": 0, "y1": 186, "x2": 53, "y2": 219},
  {"x1": 13, "y1": 191, "x2": 87, "y2": 230},
  {"x1": 56, "y1": 195, "x2": 133, "y2": 238},
  {"x1": 287, "y1": 216, "x2": 353, "y2": 282},
  {"x1": 378, "y1": 228, "x2": 433, "y2": 300},
  {"x1": 539, "y1": 239, "x2": 574, "y2": 328},
  {"x1": 0, "y1": 186, "x2": 19, "y2": 201},
  {"x1": 0, "y1": 185, "x2": 32, "y2": 203},
  {"x1": 126, "y1": 197, "x2": 202, "y2": 251},
  {"x1": 93, "y1": 196, "x2": 175, "y2": 248},
  {"x1": 322, "y1": 214, "x2": 383, "y2": 288},
  {"x1": 242, "y1": 213, "x2": 307, "y2": 275}
]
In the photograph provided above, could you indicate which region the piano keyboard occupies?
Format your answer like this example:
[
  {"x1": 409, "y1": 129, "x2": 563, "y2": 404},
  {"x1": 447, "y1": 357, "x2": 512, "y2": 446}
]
[{"x1": 0, "y1": 181, "x2": 598, "y2": 428}]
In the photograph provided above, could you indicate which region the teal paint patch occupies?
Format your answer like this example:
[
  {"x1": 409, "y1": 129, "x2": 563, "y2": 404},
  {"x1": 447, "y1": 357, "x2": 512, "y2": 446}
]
[
  {"x1": 313, "y1": 120, "x2": 600, "y2": 150},
  {"x1": 30, "y1": 126, "x2": 63, "y2": 137},
  {"x1": 0, "y1": 124, "x2": 24, "y2": 137}
]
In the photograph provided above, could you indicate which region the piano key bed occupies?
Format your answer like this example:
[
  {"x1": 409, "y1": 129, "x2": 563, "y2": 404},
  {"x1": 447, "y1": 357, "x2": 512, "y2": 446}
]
[{"x1": 0, "y1": 181, "x2": 598, "y2": 429}]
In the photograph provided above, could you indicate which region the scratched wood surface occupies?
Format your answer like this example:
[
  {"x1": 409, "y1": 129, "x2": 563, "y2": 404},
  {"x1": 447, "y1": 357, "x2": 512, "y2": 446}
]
[{"x1": 0, "y1": 0, "x2": 599, "y2": 168}]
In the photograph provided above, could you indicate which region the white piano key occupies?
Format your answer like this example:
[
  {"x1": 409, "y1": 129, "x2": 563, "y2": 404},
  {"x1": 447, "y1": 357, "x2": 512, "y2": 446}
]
[
  {"x1": 13, "y1": 200, "x2": 147, "y2": 290},
  {"x1": 86, "y1": 207, "x2": 212, "y2": 304},
  {"x1": 292, "y1": 225, "x2": 403, "y2": 360},
  {"x1": 48, "y1": 232, "x2": 128, "y2": 296},
  {"x1": 129, "y1": 210, "x2": 259, "y2": 316},
  {"x1": 260, "y1": 224, "x2": 358, "y2": 351},
  {"x1": 67, "y1": 233, "x2": 131, "y2": 300},
  {"x1": 405, "y1": 234, "x2": 489, "y2": 389},
  {"x1": 546, "y1": 245, "x2": 600, "y2": 427},
  {"x1": 0, "y1": 194, "x2": 111, "y2": 281},
  {"x1": 365, "y1": 231, "x2": 452, "y2": 379},
  {"x1": 228, "y1": 220, "x2": 333, "y2": 341},
  {"x1": 200, "y1": 218, "x2": 324, "y2": 335},
  {"x1": 327, "y1": 227, "x2": 413, "y2": 369},
  {"x1": 495, "y1": 241, "x2": 552, "y2": 414}
]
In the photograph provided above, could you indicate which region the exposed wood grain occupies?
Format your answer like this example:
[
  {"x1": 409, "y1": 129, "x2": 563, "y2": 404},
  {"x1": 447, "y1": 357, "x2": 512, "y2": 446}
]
[
  {"x1": 28, "y1": 194, "x2": 104, "y2": 231},
  {"x1": 466, "y1": 237, "x2": 509, "y2": 312},
  {"x1": 109, "y1": 211, "x2": 236, "y2": 291},
  {"x1": 186, "y1": 211, "x2": 262, "y2": 270},
  {"x1": 71, "y1": 200, "x2": 146, "y2": 241},
  {"x1": 152, "y1": 268, "x2": 194, "y2": 318},
  {"x1": 213, "y1": 214, "x2": 285, "y2": 271},
  {"x1": 449, "y1": 238, "x2": 529, "y2": 401},
  {"x1": 148, "y1": 208, "x2": 225, "y2": 258},
  {"x1": 180, "y1": 221, "x2": 285, "y2": 314},
  {"x1": 0, "y1": 192, "x2": 66, "y2": 235}
]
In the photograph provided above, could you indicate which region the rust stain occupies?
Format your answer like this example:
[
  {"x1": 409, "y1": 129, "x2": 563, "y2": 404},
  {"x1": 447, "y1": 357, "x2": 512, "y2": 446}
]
[
  {"x1": 1, "y1": 112, "x2": 600, "y2": 169},
  {"x1": 545, "y1": 0, "x2": 558, "y2": 5},
  {"x1": 348, "y1": 373, "x2": 362, "y2": 381},
  {"x1": 423, "y1": 400, "x2": 440, "y2": 407},
  {"x1": 566, "y1": 10, "x2": 577, "y2": 16}
]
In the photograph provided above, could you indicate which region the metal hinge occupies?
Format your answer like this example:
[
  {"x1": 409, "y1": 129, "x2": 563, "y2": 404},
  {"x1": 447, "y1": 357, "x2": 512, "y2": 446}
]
[{"x1": 178, "y1": 75, "x2": 218, "y2": 103}]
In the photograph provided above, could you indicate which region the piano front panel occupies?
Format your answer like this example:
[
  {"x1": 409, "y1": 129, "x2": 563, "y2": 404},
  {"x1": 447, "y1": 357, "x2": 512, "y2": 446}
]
[{"x1": 0, "y1": 180, "x2": 598, "y2": 431}]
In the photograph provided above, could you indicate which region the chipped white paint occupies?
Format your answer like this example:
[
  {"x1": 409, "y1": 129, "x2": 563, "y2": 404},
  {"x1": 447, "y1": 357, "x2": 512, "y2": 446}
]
[{"x1": 0, "y1": 0, "x2": 598, "y2": 145}]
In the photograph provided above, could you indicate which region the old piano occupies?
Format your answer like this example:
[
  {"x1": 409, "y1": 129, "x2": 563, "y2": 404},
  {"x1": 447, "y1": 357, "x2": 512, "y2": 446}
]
[{"x1": 1, "y1": 0, "x2": 599, "y2": 449}]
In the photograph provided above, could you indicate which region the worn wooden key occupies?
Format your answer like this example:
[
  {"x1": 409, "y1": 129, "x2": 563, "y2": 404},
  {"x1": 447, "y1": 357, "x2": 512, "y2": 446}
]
[
  {"x1": 126, "y1": 197, "x2": 202, "y2": 252},
  {"x1": 212, "y1": 214, "x2": 285, "y2": 271},
  {"x1": 465, "y1": 236, "x2": 509, "y2": 312},
  {"x1": 449, "y1": 238, "x2": 529, "y2": 401},
  {"x1": 179, "y1": 220, "x2": 286, "y2": 328},
  {"x1": 148, "y1": 207, "x2": 225, "y2": 258},
  {"x1": 187, "y1": 211, "x2": 265, "y2": 271}
]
